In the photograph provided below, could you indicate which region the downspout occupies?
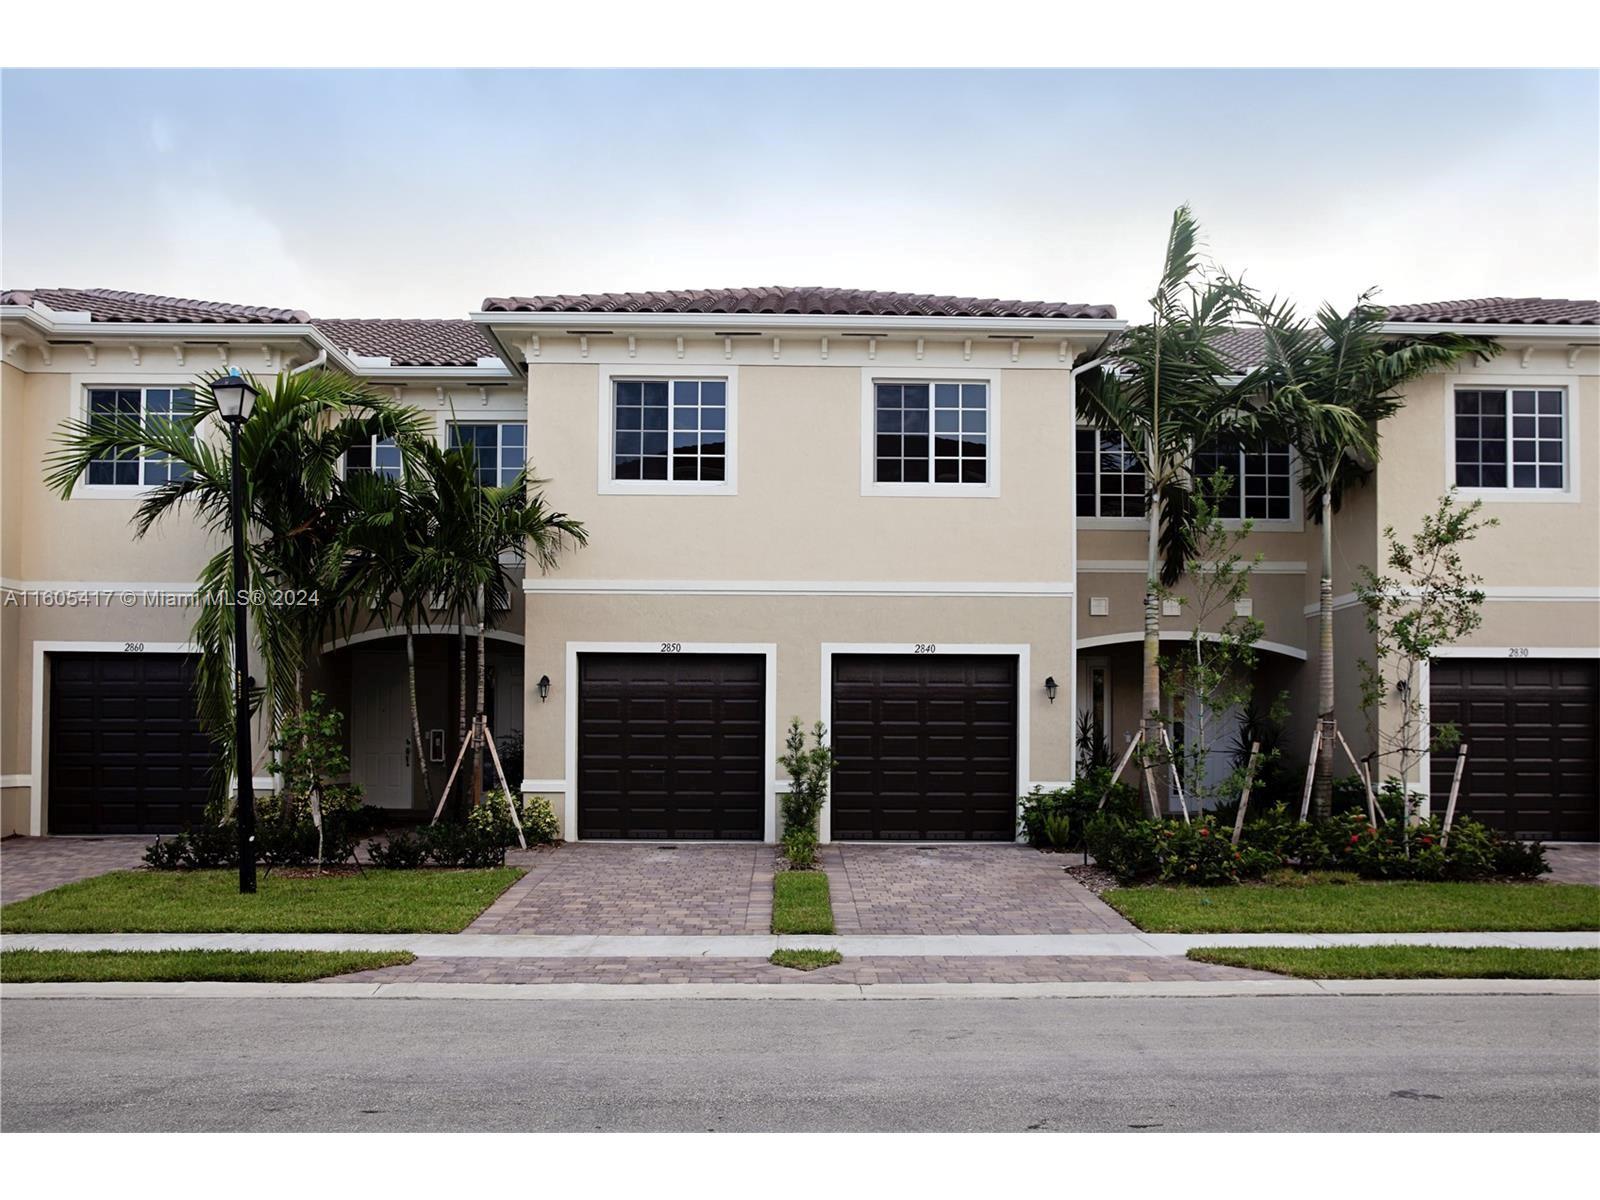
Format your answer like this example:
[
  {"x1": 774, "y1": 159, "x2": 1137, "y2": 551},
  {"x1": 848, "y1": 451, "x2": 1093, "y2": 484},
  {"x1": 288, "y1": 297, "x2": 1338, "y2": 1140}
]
[{"x1": 288, "y1": 349, "x2": 327, "y2": 377}]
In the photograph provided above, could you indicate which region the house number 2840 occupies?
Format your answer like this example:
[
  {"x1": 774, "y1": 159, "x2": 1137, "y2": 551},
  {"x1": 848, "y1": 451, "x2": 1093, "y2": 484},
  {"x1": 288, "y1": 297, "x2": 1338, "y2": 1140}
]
[{"x1": 914, "y1": 643, "x2": 937, "y2": 654}]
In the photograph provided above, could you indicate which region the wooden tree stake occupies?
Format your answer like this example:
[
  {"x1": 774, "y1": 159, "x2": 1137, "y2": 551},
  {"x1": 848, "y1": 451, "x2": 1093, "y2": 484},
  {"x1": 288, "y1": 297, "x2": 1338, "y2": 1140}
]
[
  {"x1": 1098, "y1": 728, "x2": 1144, "y2": 811},
  {"x1": 1159, "y1": 726, "x2": 1190, "y2": 823},
  {"x1": 1440, "y1": 745, "x2": 1468, "y2": 850},
  {"x1": 1298, "y1": 726, "x2": 1322, "y2": 823},
  {"x1": 1232, "y1": 741, "x2": 1260, "y2": 847}
]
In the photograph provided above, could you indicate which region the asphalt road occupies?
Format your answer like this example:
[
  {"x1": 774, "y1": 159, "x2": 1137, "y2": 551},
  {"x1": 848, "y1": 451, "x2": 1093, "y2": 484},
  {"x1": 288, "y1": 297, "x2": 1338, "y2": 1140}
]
[{"x1": 3, "y1": 994, "x2": 1597, "y2": 1132}]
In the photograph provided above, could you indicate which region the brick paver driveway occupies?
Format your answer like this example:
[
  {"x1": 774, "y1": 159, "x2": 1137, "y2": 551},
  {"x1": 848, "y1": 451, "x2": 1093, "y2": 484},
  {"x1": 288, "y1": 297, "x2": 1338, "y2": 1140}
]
[
  {"x1": 1, "y1": 836, "x2": 149, "y2": 905},
  {"x1": 327, "y1": 954, "x2": 1275, "y2": 986},
  {"x1": 823, "y1": 843, "x2": 1135, "y2": 935},
  {"x1": 1545, "y1": 844, "x2": 1599, "y2": 885},
  {"x1": 470, "y1": 842, "x2": 776, "y2": 935}
]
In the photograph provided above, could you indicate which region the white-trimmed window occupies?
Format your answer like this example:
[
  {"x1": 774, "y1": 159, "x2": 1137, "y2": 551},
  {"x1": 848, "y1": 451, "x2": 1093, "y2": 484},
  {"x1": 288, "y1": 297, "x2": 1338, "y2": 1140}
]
[
  {"x1": 85, "y1": 386, "x2": 195, "y2": 486},
  {"x1": 607, "y1": 377, "x2": 730, "y2": 487},
  {"x1": 346, "y1": 435, "x2": 402, "y2": 480},
  {"x1": 1454, "y1": 387, "x2": 1567, "y2": 491},
  {"x1": 1076, "y1": 428, "x2": 1145, "y2": 518},
  {"x1": 874, "y1": 380, "x2": 989, "y2": 485},
  {"x1": 449, "y1": 421, "x2": 526, "y2": 486},
  {"x1": 1193, "y1": 438, "x2": 1293, "y2": 521}
]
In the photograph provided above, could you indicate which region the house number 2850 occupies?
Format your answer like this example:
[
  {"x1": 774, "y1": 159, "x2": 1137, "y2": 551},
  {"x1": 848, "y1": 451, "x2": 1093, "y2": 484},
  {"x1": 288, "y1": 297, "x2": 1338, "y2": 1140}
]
[{"x1": 660, "y1": 642, "x2": 682, "y2": 653}]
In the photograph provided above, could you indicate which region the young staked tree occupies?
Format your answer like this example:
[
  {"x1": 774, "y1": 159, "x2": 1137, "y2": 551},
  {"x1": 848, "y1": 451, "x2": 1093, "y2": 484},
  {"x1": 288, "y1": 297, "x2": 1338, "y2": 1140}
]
[
  {"x1": 1075, "y1": 206, "x2": 1262, "y2": 817},
  {"x1": 1244, "y1": 291, "x2": 1494, "y2": 820},
  {"x1": 44, "y1": 368, "x2": 429, "y2": 807},
  {"x1": 406, "y1": 440, "x2": 588, "y2": 812}
]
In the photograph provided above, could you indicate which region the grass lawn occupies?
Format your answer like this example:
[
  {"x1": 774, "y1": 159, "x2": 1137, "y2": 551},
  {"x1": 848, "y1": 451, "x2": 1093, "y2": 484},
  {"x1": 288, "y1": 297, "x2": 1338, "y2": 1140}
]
[
  {"x1": 0, "y1": 868, "x2": 523, "y2": 934},
  {"x1": 1187, "y1": 945, "x2": 1600, "y2": 980},
  {"x1": 1105, "y1": 881, "x2": 1600, "y2": 933},
  {"x1": 772, "y1": 870, "x2": 834, "y2": 934},
  {"x1": 769, "y1": 948, "x2": 843, "y2": 971},
  {"x1": 0, "y1": 949, "x2": 416, "y2": 983}
]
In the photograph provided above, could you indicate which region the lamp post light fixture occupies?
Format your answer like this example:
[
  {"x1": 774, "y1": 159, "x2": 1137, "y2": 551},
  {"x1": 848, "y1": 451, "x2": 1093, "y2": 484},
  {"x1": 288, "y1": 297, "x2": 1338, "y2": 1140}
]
[
  {"x1": 1044, "y1": 676, "x2": 1058, "y2": 704},
  {"x1": 214, "y1": 369, "x2": 261, "y2": 895},
  {"x1": 537, "y1": 674, "x2": 551, "y2": 702}
]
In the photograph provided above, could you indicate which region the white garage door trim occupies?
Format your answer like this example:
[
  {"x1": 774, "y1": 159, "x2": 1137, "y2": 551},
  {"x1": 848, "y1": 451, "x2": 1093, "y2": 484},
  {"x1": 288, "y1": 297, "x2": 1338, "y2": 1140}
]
[
  {"x1": 563, "y1": 641, "x2": 779, "y2": 843},
  {"x1": 30, "y1": 640, "x2": 196, "y2": 837},
  {"x1": 818, "y1": 642, "x2": 1032, "y2": 844}
]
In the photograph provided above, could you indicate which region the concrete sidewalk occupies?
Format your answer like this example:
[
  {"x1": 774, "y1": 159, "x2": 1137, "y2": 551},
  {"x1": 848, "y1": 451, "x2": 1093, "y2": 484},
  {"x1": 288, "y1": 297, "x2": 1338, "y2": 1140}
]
[{"x1": 5, "y1": 929, "x2": 1597, "y2": 956}]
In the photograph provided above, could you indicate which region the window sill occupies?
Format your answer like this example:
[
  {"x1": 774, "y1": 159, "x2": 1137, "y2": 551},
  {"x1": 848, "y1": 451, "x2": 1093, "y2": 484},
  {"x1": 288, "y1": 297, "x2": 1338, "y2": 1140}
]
[
  {"x1": 1451, "y1": 487, "x2": 1579, "y2": 505},
  {"x1": 71, "y1": 484, "x2": 167, "y2": 501},
  {"x1": 598, "y1": 480, "x2": 738, "y2": 497},
  {"x1": 862, "y1": 483, "x2": 1000, "y2": 499}
]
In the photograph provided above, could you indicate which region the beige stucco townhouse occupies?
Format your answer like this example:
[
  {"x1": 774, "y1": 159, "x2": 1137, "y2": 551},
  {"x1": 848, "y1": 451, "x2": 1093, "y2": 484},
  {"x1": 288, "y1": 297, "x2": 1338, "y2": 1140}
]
[{"x1": 2, "y1": 286, "x2": 1596, "y2": 845}]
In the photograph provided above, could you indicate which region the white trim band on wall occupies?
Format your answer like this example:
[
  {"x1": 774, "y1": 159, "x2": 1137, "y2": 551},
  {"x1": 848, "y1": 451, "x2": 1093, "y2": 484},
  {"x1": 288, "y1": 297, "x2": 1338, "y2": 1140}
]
[
  {"x1": 525, "y1": 579, "x2": 1073, "y2": 597},
  {"x1": 1075, "y1": 630, "x2": 1309, "y2": 661},
  {"x1": 1302, "y1": 587, "x2": 1600, "y2": 619}
]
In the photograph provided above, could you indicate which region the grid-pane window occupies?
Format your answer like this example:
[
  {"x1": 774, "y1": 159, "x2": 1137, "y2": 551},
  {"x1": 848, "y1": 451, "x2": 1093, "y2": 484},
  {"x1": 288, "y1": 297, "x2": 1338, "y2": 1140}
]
[
  {"x1": 1075, "y1": 428, "x2": 1146, "y2": 517},
  {"x1": 1193, "y1": 438, "x2": 1293, "y2": 520},
  {"x1": 614, "y1": 379, "x2": 726, "y2": 483},
  {"x1": 449, "y1": 422, "x2": 527, "y2": 487},
  {"x1": 347, "y1": 436, "x2": 402, "y2": 480},
  {"x1": 876, "y1": 381, "x2": 987, "y2": 485},
  {"x1": 1455, "y1": 388, "x2": 1564, "y2": 490},
  {"x1": 86, "y1": 386, "x2": 195, "y2": 486}
]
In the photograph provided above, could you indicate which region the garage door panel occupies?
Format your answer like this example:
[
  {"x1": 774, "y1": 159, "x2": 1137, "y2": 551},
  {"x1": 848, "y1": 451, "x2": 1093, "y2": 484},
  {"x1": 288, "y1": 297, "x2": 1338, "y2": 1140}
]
[
  {"x1": 831, "y1": 653, "x2": 1018, "y2": 841},
  {"x1": 1430, "y1": 658, "x2": 1597, "y2": 841},
  {"x1": 48, "y1": 653, "x2": 211, "y2": 836},
  {"x1": 577, "y1": 653, "x2": 764, "y2": 840}
]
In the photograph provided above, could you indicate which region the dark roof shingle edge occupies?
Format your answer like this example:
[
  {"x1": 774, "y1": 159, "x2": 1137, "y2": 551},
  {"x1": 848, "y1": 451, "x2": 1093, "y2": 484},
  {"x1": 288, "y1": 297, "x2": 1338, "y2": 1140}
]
[
  {"x1": 1384, "y1": 297, "x2": 1598, "y2": 326},
  {"x1": 480, "y1": 286, "x2": 1117, "y2": 320}
]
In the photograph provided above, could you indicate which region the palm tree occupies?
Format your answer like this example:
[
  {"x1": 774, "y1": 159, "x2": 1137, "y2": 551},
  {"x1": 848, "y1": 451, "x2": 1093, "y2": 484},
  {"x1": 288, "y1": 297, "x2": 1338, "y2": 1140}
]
[
  {"x1": 327, "y1": 469, "x2": 440, "y2": 813},
  {"x1": 44, "y1": 368, "x2": 430, "y2": 804},
  {"x1": 1075, "y1": 206, "x2": 1263, "y2": 816},
  {"x1": 406, "y1": 440, "x2": 587, "y2": 812},
  {"x1": 1244, "y1": 292, "x2": 1494, "y2": 820}
]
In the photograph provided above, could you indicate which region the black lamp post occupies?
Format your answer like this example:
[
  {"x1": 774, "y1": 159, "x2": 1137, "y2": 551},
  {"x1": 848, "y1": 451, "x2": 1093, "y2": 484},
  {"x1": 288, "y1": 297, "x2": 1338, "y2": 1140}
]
[{"x1": 213, "y1": 369, "x2": 260, "y2": 894}]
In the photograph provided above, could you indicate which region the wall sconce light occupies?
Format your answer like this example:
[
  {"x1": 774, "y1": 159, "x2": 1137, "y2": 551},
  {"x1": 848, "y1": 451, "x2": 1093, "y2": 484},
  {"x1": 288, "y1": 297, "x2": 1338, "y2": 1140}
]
[
  {"x1": 537, "y1": 674, "x2": 551, "y2": 702},
  {"x1": 1044, "y1": 676, "x2": 1058, "y2": 704}
]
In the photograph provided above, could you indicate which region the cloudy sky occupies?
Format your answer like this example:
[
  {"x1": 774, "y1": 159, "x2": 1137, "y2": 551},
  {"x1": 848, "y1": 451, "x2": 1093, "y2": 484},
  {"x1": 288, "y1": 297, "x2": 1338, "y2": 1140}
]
[{"x1": 3, "y1": 69, "x2": 1596, "y2": 321}]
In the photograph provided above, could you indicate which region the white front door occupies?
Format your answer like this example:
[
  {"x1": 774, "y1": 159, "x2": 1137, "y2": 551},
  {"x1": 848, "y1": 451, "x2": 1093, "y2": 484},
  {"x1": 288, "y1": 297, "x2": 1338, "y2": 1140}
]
[{"x1": 349, "y1": 652, "x2": 414, "y2": 810}]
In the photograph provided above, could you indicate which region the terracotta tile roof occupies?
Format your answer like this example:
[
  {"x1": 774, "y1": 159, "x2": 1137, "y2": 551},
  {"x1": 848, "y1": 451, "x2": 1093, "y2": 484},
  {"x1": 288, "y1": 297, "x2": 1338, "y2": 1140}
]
[
  {"x1": 1383, "y1": 297, "x2": 1598, "y2": 325},
  {"x1": 480, "y1": 285, "x2": 1117, "y2": 320},
  {"x1": 310, "y1": 318, "x2": 498, "y2": 368},
  {"x1": 0, "y1": 286, "x2": 308, "y2": 324},
  {"x1": 1210, "y1": 327, "x2": 1270, "y2": 373}
]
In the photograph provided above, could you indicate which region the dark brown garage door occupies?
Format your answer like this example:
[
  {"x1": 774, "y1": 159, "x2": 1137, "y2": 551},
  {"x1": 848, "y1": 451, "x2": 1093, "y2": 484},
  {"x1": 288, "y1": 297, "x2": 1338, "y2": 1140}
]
[
  {"x1": 830, "y1": 654, "x2": 1018, "y2": 841},
  {"x1": 577, "y1": 653, "x2": 765, "y2": 840},
  {"x1": 1429, "y1": 658, "x2": 1598, "y2": 841},
  {"x1": 48, "y1": 652, "x2": 212, "y2": 835}
]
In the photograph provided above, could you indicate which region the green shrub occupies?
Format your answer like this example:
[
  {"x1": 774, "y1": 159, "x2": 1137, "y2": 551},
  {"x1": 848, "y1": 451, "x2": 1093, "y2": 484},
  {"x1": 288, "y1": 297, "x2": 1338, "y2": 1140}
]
[
  {"x1": 142, "y1": 836, "x2": 190, "y2": 870},
  {"x1": 144, "y1": 823, "x2": 241, "y2": 870},
  {"x1": 468, "y1": 789, "x2": 560, "y2": 848},
  {"x1": 420, "y1": 822, "x2": 506, "y2": 869},
  {"x1": 1492, "y1": 836, "x2": 1550, "y2": 879},
  {"x1": 1019, "y1": 769, "x2": 1139, "y2": 849},
  {"x1": 260, "y1": 694, "x2": 364, "y2": 867},
  {"x1": 1042, "y1": 811, "x2": 1072, "y2": 851},
  {"x1": 365, "y1": 832, "x2": 429, "y2": 870},
  {"x1": 779, "y1": 718, "x2": 833, "y2": 868}
]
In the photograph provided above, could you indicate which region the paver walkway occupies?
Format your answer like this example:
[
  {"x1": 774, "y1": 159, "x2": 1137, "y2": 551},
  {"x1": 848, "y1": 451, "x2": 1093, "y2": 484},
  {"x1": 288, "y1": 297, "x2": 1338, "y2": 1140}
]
[
  {"x1": 1, "y1": 836, "x2": 149, "y2": 904},
  {"x1": 823, "y1": 843, "x2": 1136, "y2": 935},
  {"x1": 1545, "y1": 844, "x2": 1599, "y2": 885},
  {"x1": 324, "y1": 953, "x2": 1278, "y2": 986},
  {"x1": 471, "y1": 843, "x2": 775, "y2": 935}
]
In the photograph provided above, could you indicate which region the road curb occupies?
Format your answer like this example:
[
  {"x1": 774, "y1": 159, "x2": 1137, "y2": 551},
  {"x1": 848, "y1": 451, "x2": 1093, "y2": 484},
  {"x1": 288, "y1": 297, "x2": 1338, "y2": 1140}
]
[{"x1": 3, "y1": 978, "x2": 1595, "y2": 1002}]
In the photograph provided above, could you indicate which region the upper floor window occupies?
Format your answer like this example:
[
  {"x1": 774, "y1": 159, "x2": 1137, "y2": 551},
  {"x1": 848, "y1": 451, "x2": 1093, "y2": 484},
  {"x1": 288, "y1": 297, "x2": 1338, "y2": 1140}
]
[
  {"x1": 86, "y1": 387, "x2": 194, "y2": 486},
  {"x1": 613, "y1": 378, "x2": 727, "y2": 483},
  {"x1": 1454, "y1": 387, "x2": 1566, "y2": 491},
  {"x1": 449, "y1": 421, "x2": 526, "y2": 487},
  {"x1": 1193, "y1": 437, "x2": 1293, "y2": 521},
  {"x1": 346, "y1": 435, "x2": 401, "y2": 480},
  {"x1": 875, "y1": 381, "x2": 988, "y2": 485},
  {"x1": 1076, "y1": 429, "x2": 1146, "y2": 518}
]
